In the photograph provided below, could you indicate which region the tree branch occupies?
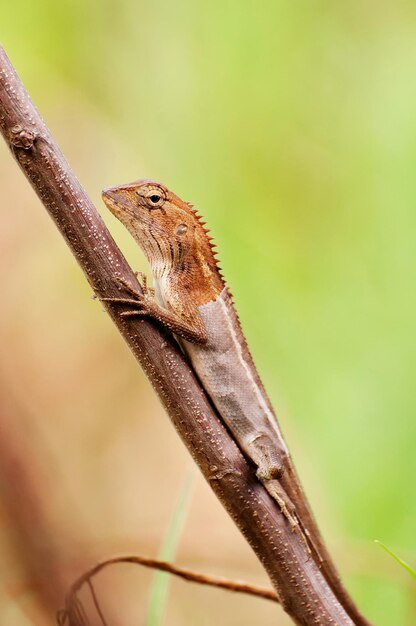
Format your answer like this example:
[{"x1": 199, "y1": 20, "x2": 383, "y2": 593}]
[{"x1": 0, "y1": 46, "x2": 368, "y2": 625}]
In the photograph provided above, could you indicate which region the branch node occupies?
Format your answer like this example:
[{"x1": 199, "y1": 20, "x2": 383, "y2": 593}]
[
  {"x1": 9, "y1": 124, "x2": 37, "y2": 149},
  {"x1": 208, "y1": 465, "x2": 242, "y2": 481}
]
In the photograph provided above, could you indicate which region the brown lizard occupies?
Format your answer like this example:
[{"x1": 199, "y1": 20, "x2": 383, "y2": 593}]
[{"x1": 101, "y1": 179, "x2": 370, "y2": 626}]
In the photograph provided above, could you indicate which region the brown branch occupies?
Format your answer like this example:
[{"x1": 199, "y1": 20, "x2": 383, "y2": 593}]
[
  {"x1": 0, "y1": 46, "x2": 369, "y2": 625},
  {"x1": 59, "y1": 553, "x2": 279, "y2": 621}
]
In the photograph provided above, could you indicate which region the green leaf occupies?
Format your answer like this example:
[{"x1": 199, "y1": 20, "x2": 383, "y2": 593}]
[{"x1": 375, "y1": 540, "x2": 416, "y2": 580}]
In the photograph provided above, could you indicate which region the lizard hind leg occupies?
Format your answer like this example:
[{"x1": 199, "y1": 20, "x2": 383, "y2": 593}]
[
  {"x1": 248, "y1": 432, "x2": 285, "y2": 481},
  {"x1": 263, "y1": 480, "x2": 312, "y2": 558}
]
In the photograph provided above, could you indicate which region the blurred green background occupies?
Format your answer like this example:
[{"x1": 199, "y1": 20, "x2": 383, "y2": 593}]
[{"x1": 1, "y1": 1, "x2": 415, "y2": 624}]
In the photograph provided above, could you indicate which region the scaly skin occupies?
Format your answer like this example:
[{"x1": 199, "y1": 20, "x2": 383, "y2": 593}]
[{"x1": 101, "y1": 179, "x2": 369, "y2": 626}]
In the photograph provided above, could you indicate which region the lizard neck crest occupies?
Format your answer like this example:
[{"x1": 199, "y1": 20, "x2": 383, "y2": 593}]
[{"x1": 102, "y1": 179, "x2": 225, "y2": 307}]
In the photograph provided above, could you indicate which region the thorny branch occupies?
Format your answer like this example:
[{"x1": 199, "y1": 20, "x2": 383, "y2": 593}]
[{"x1": 0, "y1": 46, "x2": 369, "y2": 625}]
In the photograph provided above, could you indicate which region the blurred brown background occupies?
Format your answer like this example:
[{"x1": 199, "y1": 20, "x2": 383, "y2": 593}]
[{"x1": 1, "y1": 2, "x2": 415, "y2": 624}]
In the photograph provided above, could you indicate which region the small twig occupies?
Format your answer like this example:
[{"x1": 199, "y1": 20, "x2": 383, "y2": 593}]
[
  {"x1": 87, "y1": 579, "x2": 108, "y2": 626},
  {"x1": 59, "y1": 554, "x2": 279, "y2": 623},
  {"x1": 78, "y1": 555, "x2": 279, "y2": 601}
]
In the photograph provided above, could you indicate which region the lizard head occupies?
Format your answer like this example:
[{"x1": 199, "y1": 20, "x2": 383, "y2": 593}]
[{"x1": 102, "y1": 179, "x2": 224, "y2": 303}]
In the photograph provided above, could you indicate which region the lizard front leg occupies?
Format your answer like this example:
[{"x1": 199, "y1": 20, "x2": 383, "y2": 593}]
[{"x1": 101, "y1": 276, "x2": 208, "y2": 344}]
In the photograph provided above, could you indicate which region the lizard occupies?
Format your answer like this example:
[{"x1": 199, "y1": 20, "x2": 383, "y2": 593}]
[{"x1": 101, "y1": 179, "x2": 370, "y2": 626}]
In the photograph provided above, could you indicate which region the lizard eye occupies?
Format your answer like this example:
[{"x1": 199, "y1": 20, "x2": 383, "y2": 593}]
[
  {"x1": 176, "y1": 223, "x2": 188, "y2": 236},
  {"x1": 142, "y1": 189, "x2": 165, "y2": 209}
]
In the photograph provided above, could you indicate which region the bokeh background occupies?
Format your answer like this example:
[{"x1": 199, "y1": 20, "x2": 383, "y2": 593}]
[{"x1": 1, "y1": 2, "x2": 415, "y2": 624}]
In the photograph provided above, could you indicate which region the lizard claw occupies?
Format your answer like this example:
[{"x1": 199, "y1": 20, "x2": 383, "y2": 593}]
[
  {"x1": 134, "y1": 271, "x2": 155, "y2": 297},
  {"x1": 116, "y1": 273, "x2": 154, "y2": 298},
  {"x1": 114, "y1": 275, "x2": 142, "y2": 298}
]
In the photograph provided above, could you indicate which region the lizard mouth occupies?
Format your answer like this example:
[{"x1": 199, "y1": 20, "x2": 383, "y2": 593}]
[{"x1": 102, "y1": 187, "x2": 131, "y2": 218}]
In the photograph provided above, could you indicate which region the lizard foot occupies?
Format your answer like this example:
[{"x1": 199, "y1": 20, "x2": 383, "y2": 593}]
[
  {"x1": 99, "y1": 274, "x2": 154, "y2": 316},
  {"x1": 264, "y1": 480, "x2": 312, "y2": 558},
  {"x1": 114, "y1": 274, "x2": 151, "y2": 298},
  {"x1": 133, "y1": 271, "x2": 155, "y2": 297}
]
